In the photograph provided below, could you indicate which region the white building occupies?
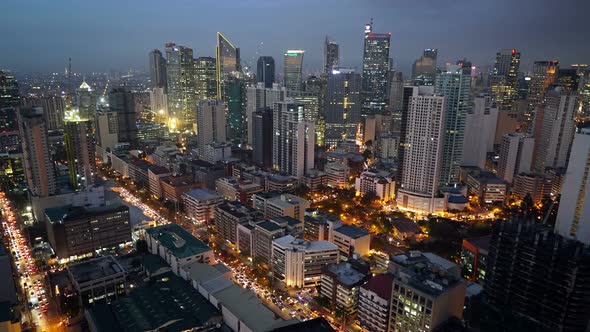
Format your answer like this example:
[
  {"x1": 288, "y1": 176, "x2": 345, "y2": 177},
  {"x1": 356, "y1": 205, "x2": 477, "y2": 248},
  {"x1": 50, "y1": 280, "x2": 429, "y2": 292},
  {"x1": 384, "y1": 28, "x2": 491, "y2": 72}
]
[
  {"x1": 462, "y1": 94, "x2": 498, "y2": 168},
  {"x1": 355, "y1": 170, "x2": 395, "y2": 201},
  {"x1": 555, "y1": 128, "x2": 590, "y2": 244},
  {"x1": 397, "y1": 86, "x2": 447, "y2": 213},
  {"x1": 325, "y1": 162, "x2": 349, "y2": 188},
  {"x1": 197, "y1": 99, "x2": 227, "y2": 159},
  {"x1": 252, "y1": 193, "x2": 310, "y2": 222},
  {"x1": 271, "y1": 235, "x2": 339, "y2": 288},
  {"x1": 332, "y1": 225, "x2": 371, "y2": 258},
  {"x1": 204, "y1": 142, "x2": 232, "y2": 164},
  {"x1": 148, "y1": 166, "x2": 171, "y2": 198},
  {"x1": 149, "y1": 87, "x2": 168, "y2": 119},
  {"x1": 379, "y1": 134, "x2": 399, "y2": 160},
  {"x1": 246, "y1": 83, "x2": 286, "y2": 145},
  {"x1": 272, "y1": 101, "x2": 315, "y2": 178},
  {"x1": 145, "y1": 223, "x2": 214, "y2": 275},
  {"x1": 358, "y1": 274, "x2": 394, "y2": 332},
  {"x1": 183, "y1": 188, "x2": 223, "y2": 223},
  {"x1": 497, "y1": 132, "x2": 534, "y2": 183}
]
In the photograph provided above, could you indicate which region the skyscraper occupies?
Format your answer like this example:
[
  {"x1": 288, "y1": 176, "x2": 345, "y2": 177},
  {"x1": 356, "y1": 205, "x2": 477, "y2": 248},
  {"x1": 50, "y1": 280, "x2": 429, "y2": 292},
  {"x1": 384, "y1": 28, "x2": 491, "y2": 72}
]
[
  {"x1": 194, "y1": 57, "x2": 217, "y2": 102},
  {"x1": 108, "y1": 88, "x2": 137, "y2": 144},
  {"x1": 555, "y1": 128, "x2": 590, "y2": 244},
  {"x1": 386, "y1": 71, "x2": 404, "y2": 112},
  {"x1": 435, "y1": 62, "x2": 472, "y2": 186},
  {"x1": 216, "y1": 32, "x2": 240, "y2": 99},
  {"x1": 397, "y1": 86, "x2": 446, "y2": 213},
  {"x1": 489, "y1": 49, "x2": 520, "y2": 110},
  {"x1": 165, "y1": 42, "x2": 196, "y2": 130},
  {"x1": 246, "y1": 83, "x2": 286, "y2": 145},
  {"x1": 411, "y1": 48, "x2": 438, "y2": 85},
  {"x1": 252, "y1": 108, "x2": 273, "y2": 169},
  {"x1": 284, "y1": 50, "x2": 305, "y2": 92},
  {"x1": 324, "y1": 68, "x2": 361, "y2": 147},
  {"x1": 196, "y1": 99, "x2": 226, "y2": 159},
  {"x1": 0, "y1": 70, "x2": 20, "y2": 108},
  {"x1": 323, "y1": 37, "x2": 339, "y2": 74},
  {"x1": 64, "y1": 119, "x2": 95, "y2": 190},
  {"x1": 272, "y1": 102, "x2": 315, "y2": 178},
  {"x1": 76, "y1": 81, "x2": 96, "y2": 120},
  {"x1": 527, "y1": 60, "x2": 559, "y2": 123},
  {"x1": 461, "y1": 94, "x2": 498, "y2": 168},
  {"x1": 18, "y1": 107, "x2": 56, "y2": 197},
  {"x1": 149, "y1": 49, "x2": 167, "y2": 90},
  {"x1": 256, "y1": 56, "x2": 275, "y2": 89},
  {"x1": 533, "y1": 86, "x2": 578, "y2": 172},
  {"x1": 226, "y1": 77, "x2": 246, "y2": 141},
  {"x1": 361, "y1": 21, "x2": 391, "y2": 114},
  {"x1": 497, "y1": 132, "x2": 534, "y2": 183}
]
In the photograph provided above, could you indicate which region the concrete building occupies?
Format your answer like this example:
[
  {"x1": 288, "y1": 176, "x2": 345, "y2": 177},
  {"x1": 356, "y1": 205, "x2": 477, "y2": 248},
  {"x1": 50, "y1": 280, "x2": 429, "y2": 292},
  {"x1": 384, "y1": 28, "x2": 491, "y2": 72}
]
[
  {"x1": 323, "y1": 37, "x2": 339, "y2": 73},
  {"x1": 284, "y1": 50, "x2": 305, "y2": 91},
  {"x1": 272, "y1": 101, "x2": 315, "y2": 178},
  {"x1": 465, "y1": 170, "x2": 507, "y2": 204},
  {"x1": 325, "y1": 68, "x2": 362, "y2": 147},
  {"x1": 461, "y1": 236, "x2": 490, "y2": 283},
  {"x1": 204, "y1": 142, "x2": 232, "y2": 164},
  {"x1": 303, "y1": 209, "x2": 343, "y2": 242},
  {"x1": 165, "y1": 42, "x2": 196, "y2": 130},
  {"x1": 272, "y1": 235, "x2": 339, "y2": 288},
  {"x1": 361, "y1": 21, "x2": 391, "y2": 113},
  {"x1": 108, "y1": 88, "x2": 138, "y2": 144},
  {"x1": 68, "y1": 256, "x2": 127, "y2": 307},
  {"x1": 358, "y1": 273, "x2": 394, "y2": 332},
  {"x1": 145, "y1": 223, "x2": 214, "y2": 275},
  {"x1": 332, "y1": 225, "x2": 371, "y2": 258},
  {"x1": 320, "y1": 262, "x2": 368, "y2": 315},
  {"x1": 213, "y1": 201, "x2": 262, "y2": 246},
  {"x1": 197, "y1": 99, "x2": 227, "y2": 159},
  {"x1": 148, "y1": 166, "x2": 171, "y2": 198},
  {"x1": 215, "y1": 177, "x2": 263, "y2": 206},
  {"x1": 252, "y1": 192, "x2": 310, "y2": 222},
  {"x1": 253, "y1": 217, "x2": 303, "y2": 263},
  {"x1": 355, "y1": 170, "x2": 395, "y2": 201},
  {"x1": 462, "y1": 94, "x2": 498, "y2": 168},
  {"x1": 246, "y1": 83, "x2": 286, "y2": 145},
  {"x1": 95, "y1": 109, "x2": 119, "y2": 154},
  {"x1": 0, "y1": 246, "x2": 18, "y2": 306},
  {"x1": 411, "y1": 49, "x2": 438, "y2": 85},
  {"x1": 160, "y1": 174, "x2": 201, "y2": 203},
  {"x1": 183, "y1": 188, "x2": 223, "y2": 223},
  {"x1": 302, "y1": 169, "x2": 327, "y2": 192},
  {"x1": 497, "y1": 132, "x2": 534, "y2": 183},
  {"x1": 555, "y1": 128, "x2": 590, "y2": 244},
  {"x1": 397, "y1": 86, "x2": 446, "y2": 213},
  {"x1": 45, "y1": 204, "x2": 131, "y2": 260},
  {"x1": 325, "y1": 162, "x2": 349, "y2": 188},
  {"x1": 257, "y1": 56, "x2": 275, "y2": 88}
]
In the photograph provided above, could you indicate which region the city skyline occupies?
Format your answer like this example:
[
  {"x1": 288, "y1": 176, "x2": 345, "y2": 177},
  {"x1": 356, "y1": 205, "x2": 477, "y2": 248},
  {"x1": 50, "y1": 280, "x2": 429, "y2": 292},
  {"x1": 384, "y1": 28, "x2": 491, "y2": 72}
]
[{"x1": 2, "y1": 0, "x2": 590, "y2": 74}]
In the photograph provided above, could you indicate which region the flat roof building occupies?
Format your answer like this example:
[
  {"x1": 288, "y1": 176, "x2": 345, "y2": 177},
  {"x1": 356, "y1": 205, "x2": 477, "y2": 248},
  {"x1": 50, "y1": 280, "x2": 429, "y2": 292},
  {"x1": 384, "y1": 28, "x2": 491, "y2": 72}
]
[{"x1": 68, "y1": 255, "x2": 127, "y2": 307}]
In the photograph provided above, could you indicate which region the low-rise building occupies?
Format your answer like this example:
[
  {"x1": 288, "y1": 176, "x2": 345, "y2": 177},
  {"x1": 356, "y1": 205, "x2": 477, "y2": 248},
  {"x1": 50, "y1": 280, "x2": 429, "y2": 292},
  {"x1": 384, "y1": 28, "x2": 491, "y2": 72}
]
[
  {"x1": 465, "y1": 170, "x2": 507, "y2": 204},
  {"x1": 303, "y1": 208, "x2": 343, "y2": 242},
  {"x1": 332, "y1": 225, "x2": 371, "y2": 258},
  {"x1": 183, "y1": 188, "x2": 223, "y2": 223},
  {"x1": 145, "y1": 223, "x2": 214, "y2": 275},
  {"x1": 213, "y1": 201, "x2": 262, "y2": 246},
  {"x1": 215, "y1": 177, "x2": 264, "y2": 207},
  {"x1": 204, "y1": 142, "x2": 232, "y2": 164},
  {"x1": 391, "y1": 218, "x2": 422, "y2": 241},
  {"x1": 68, "y1": 255, "x2": 127, "y2": 307},
  {"x1": 45, "y1": 204, "x2": 131, "y2": 260},
  {"x1": 253, "y1": 192, "x2": 310, "y2": 222},
  {"x1": 127, "y1": 158, "x2": 151, "y2": 186},
  {"x1": 265, "y1": 174, "x2": 298, "y2": 192},
  {"x1": 272, "y1": 235, "x2": 339, "y2": 288},
  {"x1": 320, "y1": 262, "x2": 369, "y2": 315},
  {"x1": 325, "y1": 162, "x2": 349, "y2": 188},
  {"x1": 253, "y1": 216, "x2": 303, "y2": 263},
  {"x1": 358, "y1": 273, "x2": 394, "y2": 332},
  {"x1": 355, "y1": 170, "x2": 395, "y2": 201},
  {"x1": 461, "y1": 236, "x2": 490, "y2": 283},
  {"x1": 303, "y1": 169, "x2": 327, "y2": 192},
  {"x1": 160, "y1": 173, "x2": 201, "y2": 203},
  {"x1": 148, "y1": 165, "x2": 171, "y2": 198}
]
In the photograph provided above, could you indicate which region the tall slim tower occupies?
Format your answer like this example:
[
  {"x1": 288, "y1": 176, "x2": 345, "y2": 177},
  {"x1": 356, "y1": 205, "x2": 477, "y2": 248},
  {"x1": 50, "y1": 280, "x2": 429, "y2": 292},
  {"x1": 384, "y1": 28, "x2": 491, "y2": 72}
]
[
  {"x1": 257, "y1": 56, "x2": 275, "y2": 89},
  {"x1": 527, "y1": 60, "x2": 559, "y2": 119},
  {"x1": 108, "y1": 88, "x2": 137, "y2": 144},
  {"x1": 76, "y1": 81, "x2": 96, "y2": 120},
  {"x1": 397, "y1": 86, "x2": 446, "y2": 213},
  {"x1": 489, "y1": 49, "x2": 520, "y2": 110},
  {"x1": 0, "y1": 70, "x2": 20, "y2": 108},
  {"x1": 284, "y1": 50, "x2": 305, "y2": 91},
  {"x1": 165, "y1": 42, "x2": 196, "y2": 130},
  {"x1": 435, "y1": 62, "x2": 472, "y2": 186},
  {"x1": 18, "y1": 107, "x2": 56, "y2": 197},
  {"x1": 411, "y1": 48, "x2": 438, "y2": 85},
  {"x1": 323, "y1": 37, "x2": 339, "y2": 74},
  {"x1": 64, "y1": 118, "x2": 95, "y2": 190},
  {"x1": 272, "y1": 102, "x2": 315, "y2": 178},
  {"x1": 196, "y1": 99, "x2": 227, "y2": 159},
  {"x1": 194, "y1": 57, "x2": 218, "y2": 102},
  {"x1": 361, "y1": 21, "x2": 391, "y2": 114},
  {"x1": 324, "y1": 68, "x2": 361, "y2": 147},
  {"x1": 246, "y1": 83, "x2": 286, "y2": 145},
  {"x1": 149, "y1": 49, "x2": 167, "y2": 91},
  {"x1": 216, "y1": 32, "x2": 240, "y2": 99}
]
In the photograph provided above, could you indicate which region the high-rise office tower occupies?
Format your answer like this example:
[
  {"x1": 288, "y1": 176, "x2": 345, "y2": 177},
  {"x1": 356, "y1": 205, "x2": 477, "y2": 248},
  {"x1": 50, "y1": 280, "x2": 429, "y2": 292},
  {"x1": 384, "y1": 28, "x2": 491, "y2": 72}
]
[
  {"x1": 497, "y1": 132, "x2": 534, "y2": 183},
  {"x1": 435, "y1": 62, "x2": 472, "y2": 186},
  {"x1": 252, "y1": 108, "x2": 273, "y2": 169},
  {"x1": 557, "y1": 68, "x2": 581, "y2": 91},
  {"x1": 165, "y1": 42, "x2": 196, "y2": 130},
  {"x1": 64, "y1": 119, "x2": 95, "y2": 190},
  {"x1": 149, "y1": 87, "x2": 168, "y2": 122},
  {"x1": 22, "y1": 96, "x2": 66, "y2": 131},
  {"x1": 284, "y1": 50, "x2": 305, "y2": 91},
  {"x1": 527, "y1": 60, "x2": 559, "y2": 119},
  {"x1": 411, "y1": 48, "x2": 438, "y2": 85},
  {"x1": 304, "y1": 76, "x2": 328, "y2": 146},
  {"x1": 489, "y1": 49, "x2": 520, "y2": 110},
  {"x1": 324, "y1": 68, "x2": 361, "y2": 147},
  {"x1": 0, "y1": 70, "x2": 20, "y2": 108},
  {"x1": 555, "y1": 128, "x2": 590, "y2": 244},
  {"x1": 361, "y1": 21, "x2": 391, "y2": 114},
  {"x1": 108, "y1": 88, "x2": 137, "y2": 144},
  {"x1": 216, "y1": 32, "x2": 240, "y2": 99},
  {"x1": 149, "y1": 49, "x2": 167, "y2": 90},
  {"x1": 0, "y1": 107, "x2": 19, "y2": 153},
  {"x1": 386, "y1": 71, "x2": 404, "y2": 112},
  {"x1": 18, "y1": 107, "x2": 56, "y2": 197},
  {"x1": 533, "y1": 86, "x2": 578, "y2": 172},
  {"x1": 95, "y1": 109, "x2": 118, "y2": 151},
  {"x1": 245, "y1": 83, "x2": 286, "y2": 145},
  {"x1": 256, "y1": 56, "x2": 275, "y2": 89},
  {"x1": 226, "y1": 77, "x2": 246, "y2": 141},
  {"x1": 461, "y1": 94, "x2": 498, "y2": 168},
  {"x1": 397, "y1": 86, "x2": 446, "y2": 213},
  {"x1": 493, "y1": 49, "x2": 520, "y2": 78},
  {"x1": 196, "y1": 99, "x2": 227, "y2": 159},
  {"x1": 323, "y1": 37, "x2": 339, "y2": 74},
  {"x1": 485, "y1": 219, "x2": 590, "y2": 332},
  {"x1": 76, "y1": 81, "x2": 96, "y2": 120},
  {"x1": 194, "y1": 57, "x2": 217, "y2": 102},
  {"x1": 272, "y1": 102, "x2": 315, "y2": 178}
]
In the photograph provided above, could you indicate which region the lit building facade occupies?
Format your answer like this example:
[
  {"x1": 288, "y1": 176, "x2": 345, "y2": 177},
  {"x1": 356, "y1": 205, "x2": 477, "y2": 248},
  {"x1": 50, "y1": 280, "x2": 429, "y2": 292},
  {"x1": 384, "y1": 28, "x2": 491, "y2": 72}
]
[{"x1": 361, "y1": 21, "x2": 391, "y2": 114}]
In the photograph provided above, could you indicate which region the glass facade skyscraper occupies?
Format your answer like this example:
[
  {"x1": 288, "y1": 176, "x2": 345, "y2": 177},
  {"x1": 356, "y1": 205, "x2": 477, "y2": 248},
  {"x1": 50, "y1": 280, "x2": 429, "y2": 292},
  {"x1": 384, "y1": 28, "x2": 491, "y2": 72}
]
[
  {"x1": 194, "y1": 57, "x2": 217, "y2": 102},
  {"x1": 165, "y1": 42, "x2": 196, "y2": 131},
  {"x1": 216, "y1": 32, "x2": 240, "y2": 99},
  {"x1": 149, "y1": 49, "x2": 167, "y2": 91},
  {"x1": 257, "y1": 56, "x2": 275, "y2": 89},
  {"x1": 361, "y1": 21, "x2": 391, "y2": 114},
  {"x1": 324, "y1": 37, "x2": 339, "y2": 74},
  {"x1": 324, "y1": 68, "x2": 361, "y2": 147},
  {"x1": 284, "y1": 50, "x2": 305, "y2": 91}
]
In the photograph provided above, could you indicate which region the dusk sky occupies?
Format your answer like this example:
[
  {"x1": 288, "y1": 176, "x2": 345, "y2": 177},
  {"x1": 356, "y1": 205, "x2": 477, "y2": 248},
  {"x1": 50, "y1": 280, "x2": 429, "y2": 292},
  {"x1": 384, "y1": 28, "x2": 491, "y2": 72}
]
[{"x1": 2, "y1": 0, "x2": 589, "y2": 75}]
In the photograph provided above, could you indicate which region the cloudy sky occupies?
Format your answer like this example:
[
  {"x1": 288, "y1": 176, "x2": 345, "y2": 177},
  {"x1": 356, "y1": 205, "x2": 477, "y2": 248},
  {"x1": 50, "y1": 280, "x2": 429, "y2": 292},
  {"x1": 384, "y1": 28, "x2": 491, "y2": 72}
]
[{"x1": 2, "y1": 0, "x2": 589, "y2": 75}]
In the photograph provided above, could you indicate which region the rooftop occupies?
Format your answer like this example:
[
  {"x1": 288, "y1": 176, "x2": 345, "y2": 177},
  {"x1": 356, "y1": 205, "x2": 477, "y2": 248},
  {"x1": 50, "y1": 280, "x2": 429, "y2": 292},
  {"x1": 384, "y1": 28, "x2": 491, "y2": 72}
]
[
  {"x1": 148, "y1": 165, "x2": 170, "y2": 175},
  {"x1": 391, "y1": 218, "x2": 422, "y2": 234},
  {"x1": 142, "y1": 254, "x2": 170, "y2": 274},
  {"x1": 183, "y1": 188, "x2": 222, "y2": 201},
  {"x1": 392, "y1": 251, "x2": 458, "y2": 273},
  {"x1": 68, "y1": 256, "x2": 125, "y2": 284},
  {"x1": 362, "y1": 273, "x2": 394, "y2": 300},
  {"x1": 397, "y1": 262, "x2": 464, "y2": 298},
  {"x1": 335, "y1": 225, "x2": 369, "y2": 239},
  {"x1": 270, "y1": 216, "x2": 301, "y2": 227},
  {"x1": 274, "y1": 235, "x2": 338, "y2": 252},
  {"x1": 145, "y1": 224, "x2": 212, "y2": 259},
  {"x1": 323, "y1": 262, "x2": 367, "y2": 286},
  {"x1": 271, "y1": 317, "x2": 335, "y2": 332},
  {"x1": 257, "y1": 220, "x2": 285, "y2": 233},
  {"x1": 463, "y1": 236, "x2": 491, "y2": 252},
  {"x1": 45, "y1": 204, "x2": 128, "y2": 224}
]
